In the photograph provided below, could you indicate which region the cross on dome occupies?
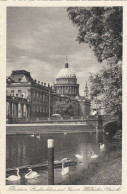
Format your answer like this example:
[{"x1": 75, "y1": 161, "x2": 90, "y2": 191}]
[
  {"x1": 66, "y1": 56, "x2": 68, "y2": 63},
  {"x1": 65, "y1": 56, "x2": 69, "y2": 68}
]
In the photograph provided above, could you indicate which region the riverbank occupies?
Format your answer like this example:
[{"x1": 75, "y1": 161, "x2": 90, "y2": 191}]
[
  {"x1": 6, "y1": 123, "x2": 97, "y2": 135},
  {"x1": 60, "y1": 149, "x2": 122, "y2": 185}
]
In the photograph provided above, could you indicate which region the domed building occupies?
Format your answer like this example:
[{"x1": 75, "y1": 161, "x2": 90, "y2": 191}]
[{"x1": 54, "y1": 61, "x2": 79, "y2": 98}]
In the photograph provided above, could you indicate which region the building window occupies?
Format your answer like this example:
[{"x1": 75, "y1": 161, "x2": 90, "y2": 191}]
[
  {"x1": 11, "y1": 90, "x2": 14, "y2": 96},
  {"x1": 43, "y1": 94, "x2": 45, "y2": 102},
  {"x1": 43, "y1": 106, "x2": 45, "y2": 113},
  {"x1": 40, "y1": 105, "x2": 42, "y2": 112},
  {"x1": 34, "y1": 92, "x2": 36, "y2": 99},
  {"x1": 33, "y1": 105, "x2": 35, "y2": 112},
  {"x1": 36, "y1": 92, "x2": 39, "y2": 99},
  {"x1": 46, "y1": 107, "x2": 48, "y2": 113},
  {"x1": 37, "y1": 105, "x2": 39, "y2": 112},
  {"x1": 33, "y1": 91, "x2": 35, "y2": 99},
  {"x1": 47, "y1": 94, "x2": 48, "y2": 101}
]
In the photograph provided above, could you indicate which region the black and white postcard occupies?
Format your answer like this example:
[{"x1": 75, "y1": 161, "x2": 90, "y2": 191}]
[{"x1": 0, "y1": 0, "x2": 126, "y2": 194}]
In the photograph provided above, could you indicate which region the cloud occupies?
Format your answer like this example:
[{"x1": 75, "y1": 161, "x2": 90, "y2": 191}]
[{"x1": 7, "y1": 7, "x2": 102, "y2": 96}]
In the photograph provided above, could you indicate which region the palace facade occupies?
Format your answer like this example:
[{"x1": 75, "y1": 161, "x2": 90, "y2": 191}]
[{"x1": 6, "y1": 61, "x2": 91, "y2": 122}]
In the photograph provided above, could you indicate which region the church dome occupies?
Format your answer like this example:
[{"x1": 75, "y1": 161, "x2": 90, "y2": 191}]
[
  {"x1": 54, "y1": 61, "x2": 79, "y2": 97},
  {"x1": 56, "y1": 62, "x2": 76, "y2": 79}
]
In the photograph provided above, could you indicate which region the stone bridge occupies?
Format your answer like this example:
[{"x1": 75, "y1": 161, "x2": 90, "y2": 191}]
[{"x1": 85, "y1": 115, "x2": 117, "y2": 130}]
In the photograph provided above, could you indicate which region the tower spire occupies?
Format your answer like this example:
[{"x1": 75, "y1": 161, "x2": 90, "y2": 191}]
[
  {"x1": 66, "y1": 56, "x2": 68, "y2": 63},
  {"x1": 65, "y1": 56, "x2": 69, "y2": 68},
  {"x1": 84, "y1": 82, "x2": 89, "y2": 98}
]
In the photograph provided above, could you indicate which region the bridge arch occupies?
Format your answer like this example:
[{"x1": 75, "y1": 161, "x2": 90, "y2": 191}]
[{"x1": 103, "y1": 120, "x2": 121, "y2": 136}]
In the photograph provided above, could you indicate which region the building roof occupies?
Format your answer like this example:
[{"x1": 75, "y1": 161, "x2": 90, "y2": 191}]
[
  {"x1": 10, "y1": 70, "x2": 33, "y2": 83},
  {"x1": 56, "y1": 62, "x2": 76, "y2": 79}
]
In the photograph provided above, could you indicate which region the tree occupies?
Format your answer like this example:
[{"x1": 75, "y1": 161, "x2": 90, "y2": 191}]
[
  {"x1": 53, "y1": 100, "x2": 78, "y2": 116},
  {"x1": 89, "y1": 61, "x2": 122, "y2": 118},
  {"x1": 67, "y1": 7, "x2": 122, "y2": 63},
  {"x1": 67, "y1": 7, "x2": 122, "y2": 121}
]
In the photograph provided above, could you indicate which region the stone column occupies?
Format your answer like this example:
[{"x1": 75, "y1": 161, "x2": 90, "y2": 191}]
[
  {"x1": 27, "y1": 105, "x2": 30, "y2": 120},
  {"x1": 26, "y1": 104, "x2": 28, "y2": 118},
  {"x1": 28, "y1": 90, "x2": 31, "y2": 101},
  {"x1": 8, "y1": 102, "x2": 11, "y2": 116},
  {"x1": 70, "y1": 86, "x2": 72, "y2": 95},
  {"x1": 60, "y1": 86, "x2": 61, "y2": 94},
  {"x1": 22, "y1": 104, "x2": 24, "y2": 118},
  {"x1": 16, "y1": 103, "x2": 18, "y2": 118},
  {"x1": 76, "y1": 86, "x2": 78, "y2": 96},
  {"x1": 76, "y1": 86, "x2": 78, "y2": 95},
  {"x1": 61, "y1": 86, "x2": 62, "y2": 94},
  {"x1": 6, "y1": 102, "x2": 9, "y2": 116},
  {"x1": 13, "y1": 103, "x2": 16, "y2": 118},
  {"x1": 10, "y1": 103, "x2": 12, "y2": 117},
  {"x1": 18, "y1": 103, "x2": 22, "y2": 118},
  {"x1": 6, "y1": 102, "x2": 8, "y2": 115},
  {"x1": 12, "y1": 103, "x2": 14, "y2": 118},
  {"x1": 18, "y1": 103, "x2": 20, "y2": 118},
  {"x1": 23, "y1": 104, "x2": 27, "y2": 119}
]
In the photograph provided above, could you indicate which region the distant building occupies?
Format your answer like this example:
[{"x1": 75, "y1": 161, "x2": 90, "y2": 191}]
[
  {"x1": 6, "y1": 61, "x2": 91, "y2": 122},
  {"x1": 6, "y1": 70, "x2": 55, "y2": 120},
  {"x1": 84, "y1": 82, "x2": 89, "y2": 99},
  {"x1": 54, "y1": 61, "x2": 79, "y2": 98}
]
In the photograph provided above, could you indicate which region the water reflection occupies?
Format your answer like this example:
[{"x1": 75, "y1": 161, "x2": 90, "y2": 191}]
[{"x1": 6, "y1": 132, "x2": 106, "y2": 185}]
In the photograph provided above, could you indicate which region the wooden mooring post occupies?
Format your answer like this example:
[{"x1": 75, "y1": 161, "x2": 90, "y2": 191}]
[{"x1": 47, "y1": 139, "x2": 54, "y2": 185}]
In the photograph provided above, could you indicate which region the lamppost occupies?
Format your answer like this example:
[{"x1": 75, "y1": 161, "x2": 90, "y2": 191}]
[{"x1": 49, "y1": 87, "x2": 51, "y2": 118}]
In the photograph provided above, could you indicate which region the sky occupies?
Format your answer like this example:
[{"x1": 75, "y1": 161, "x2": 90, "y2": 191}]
[{"x1": 7, "y1": 7, "x2": 102, "y2": 96}]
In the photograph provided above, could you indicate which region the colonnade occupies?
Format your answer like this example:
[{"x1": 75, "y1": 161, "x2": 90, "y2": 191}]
[
  {"x1": 56, "y1": 85, "x2": 79, "y2": 96},
  {"x1": 6, "y1": 101, "x2": 30, "y2": 120}
]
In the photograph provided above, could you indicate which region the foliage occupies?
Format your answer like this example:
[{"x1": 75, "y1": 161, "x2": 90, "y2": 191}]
[
  {"x1": 53, "y1": 100, "x2": 78, "y2": 116},
  {"x1": 67, "y1": 7, "x2": 122, "y2": 119},
  {"x1": 112, "y1": 129, "x2": 122, "y2": 148},
  {"x1": 89, "y1": 61, "x2": 122, "y2": 117},
  {"x1": 67, "y1": 7, "x2": 122, "y2": 63}
]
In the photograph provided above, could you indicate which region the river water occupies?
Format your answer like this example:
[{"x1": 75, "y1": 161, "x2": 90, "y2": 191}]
[{"x1": 6, "y1": 131, "x2": 110, "y2": 185}]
